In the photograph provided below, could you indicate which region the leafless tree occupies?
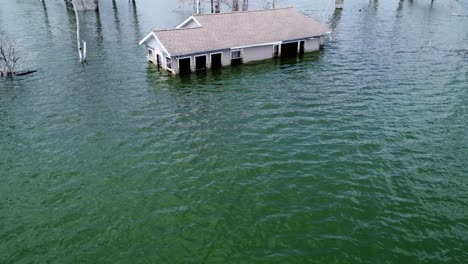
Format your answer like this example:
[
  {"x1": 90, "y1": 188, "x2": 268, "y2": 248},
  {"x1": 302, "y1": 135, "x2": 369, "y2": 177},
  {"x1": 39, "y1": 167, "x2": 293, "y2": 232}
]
[
  {"x1": 264, "y1": 0, "x2": 282, "y2": 9},
  {"x1": 64, "y1": 0, "x2": 98, "y2": 11},
  {"x1": 178, "y1": 0, "x2": 249, "y2": 14},
  {"x1": 0, "y1": 40, "x2": 20, "y2": 77},
  {"x1": 215, "y1": 0, "x2": 221, "y2": 12},
  {"x1": 232, "y1": 0, "x2": 239, "y2": 11},
  {"x1": 242, "y1": 0, "x2": 248, "y2": 11}
]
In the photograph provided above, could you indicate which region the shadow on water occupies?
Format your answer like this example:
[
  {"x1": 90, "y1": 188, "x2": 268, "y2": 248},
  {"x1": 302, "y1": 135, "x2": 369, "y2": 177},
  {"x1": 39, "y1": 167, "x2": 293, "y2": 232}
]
[
  {"x1": 95, "y1": 10, "x2": 104, "y2": 48},
  {"x1": 329, "y1": 9, "x2": 342, "y2": 40},
  {"x1": 112, "y1": 0, "x2": 121, "y2": 35},
  {"x1": 65, "y1": 4, "x2": 79, "y2": 58},
  {"x1": 40, "y1": 0, "x2": 53, "y2": 38},
  {"x1": 396, "y1": 0, "x2": 404, "y2": 16},
  {"x1": 130, "y1": 0, "x2": 142, "y2": 42}
]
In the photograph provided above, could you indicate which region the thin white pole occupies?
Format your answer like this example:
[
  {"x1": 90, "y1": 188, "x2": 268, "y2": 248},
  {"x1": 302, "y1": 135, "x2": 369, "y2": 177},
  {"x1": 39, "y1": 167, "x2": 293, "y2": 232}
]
[
  {"x1": 83, "y1": 40, "x2": 87, "y2": 62},
  {"x1": 71, "y1": 0, "x2": 83, "y2": 63}
]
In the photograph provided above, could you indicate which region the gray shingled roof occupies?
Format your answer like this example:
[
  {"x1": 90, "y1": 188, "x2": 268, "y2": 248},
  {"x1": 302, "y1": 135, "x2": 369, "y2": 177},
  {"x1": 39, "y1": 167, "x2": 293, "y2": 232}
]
[{"x1": 152, "y1": 8, "x2": 329, "y2": 56}]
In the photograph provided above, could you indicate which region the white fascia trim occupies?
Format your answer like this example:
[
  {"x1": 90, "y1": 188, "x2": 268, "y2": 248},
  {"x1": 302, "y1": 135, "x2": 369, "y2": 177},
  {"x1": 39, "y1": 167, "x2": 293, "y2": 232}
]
[
  {"x1": 139, "y1": 32, "x2": 171, "y2": 57},
  {"x1": 176, "y1": 16, "x2": 202, "y2": 29},
  {"x1": 139, "y1": 32, "x2": 154, "y2": 45},
  {"x1": 231, "y1": 41, "x2": 282, "y2": 50}
]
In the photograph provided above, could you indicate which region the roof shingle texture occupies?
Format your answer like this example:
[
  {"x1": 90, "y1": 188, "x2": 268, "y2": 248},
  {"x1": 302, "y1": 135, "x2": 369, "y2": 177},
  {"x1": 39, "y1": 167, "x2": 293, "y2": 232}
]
[{"x1": 154, "y1": 8, "x2": 329, "y2": 56}]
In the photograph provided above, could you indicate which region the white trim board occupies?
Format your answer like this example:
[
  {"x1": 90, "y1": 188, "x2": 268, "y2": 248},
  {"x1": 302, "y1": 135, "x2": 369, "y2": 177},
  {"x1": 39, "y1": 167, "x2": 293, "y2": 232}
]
[
  {"x1": 231, "y1": 41, "x2": 282, "y2": 50},
  {"x1": 176, "y1": 16, "x2": 202, "y2": 29}
]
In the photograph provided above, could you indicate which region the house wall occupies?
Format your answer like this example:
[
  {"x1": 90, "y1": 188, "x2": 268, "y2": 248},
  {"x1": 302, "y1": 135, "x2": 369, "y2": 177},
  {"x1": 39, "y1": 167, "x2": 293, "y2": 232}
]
[
  {"x1": 145, "y1": 38, "x2": 178, "y2": 73},
  {"x1": 305, "y1": 38, "x2": 320, "y2": 52},
  {"x1": 146, "y1": 38, "x2": 168, "y2": 57},
  {"x1": 220, "y1": 50, "x2": 232, "y2": 66},
  {"x1": 242, "y1": 45, "x2": 275, "y2": 63},
  {"x1": 159, "y1": 36, "x2": 326, "y2": 74},
  {"x1": 173, "y1": 50, "x2": 231, "y2": 73},
  {"x1": 319, "y1": 36, "x2": 325, "y2": 46}
]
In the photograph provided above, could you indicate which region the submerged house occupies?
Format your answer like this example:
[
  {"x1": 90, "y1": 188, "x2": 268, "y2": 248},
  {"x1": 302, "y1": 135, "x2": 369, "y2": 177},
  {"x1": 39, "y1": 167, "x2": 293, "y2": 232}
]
[{"x1": 139, "y1": 7, "x2": 329, "y2": 74}]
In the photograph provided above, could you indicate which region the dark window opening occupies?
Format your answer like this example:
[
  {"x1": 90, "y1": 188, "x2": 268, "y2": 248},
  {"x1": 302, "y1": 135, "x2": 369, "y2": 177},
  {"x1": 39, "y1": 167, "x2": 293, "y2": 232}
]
[
  {"x1": 195, "y1": 56, "x2": 207, "y2": 70},
  {"x1": 148, "y1": 49, "x2": 153, "y2": 56},
  {"x1": 166, "y1": 57, "x2": 172, "y2": 69},
  {"x1": 281, "y1": 42, "x2": 298, "y2": 58},
  {"x1": 211, "y1": 53, "x2": 222, "y2": 69},
  {"x1": 178, "y1": 58, "x2": 191, "y2": 73},
  {"x1": 231, "y1": 50, "x2": 242, "y2": 59}
]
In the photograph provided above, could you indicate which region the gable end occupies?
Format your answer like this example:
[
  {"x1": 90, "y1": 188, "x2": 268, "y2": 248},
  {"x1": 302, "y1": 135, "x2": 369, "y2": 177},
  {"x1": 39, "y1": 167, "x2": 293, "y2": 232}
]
[{"x1": 176, "y1": 16, "x2": 202, "y2": 29}]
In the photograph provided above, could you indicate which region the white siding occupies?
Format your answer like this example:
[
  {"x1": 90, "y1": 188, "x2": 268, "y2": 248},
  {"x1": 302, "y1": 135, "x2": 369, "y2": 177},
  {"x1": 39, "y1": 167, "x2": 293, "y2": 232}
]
[
  {"x1": 305, "y1": 38, "x2": 320, "y2": 52},
  {"x1": 145, "y1": 36, "x2": 176, "y2": 74},
  {"x1": 154, "y1": 36, "x2": 326, "y2": 74},
  {"x1": 221, "y1": 50, "x2": 231, "y2": 66},
  {"x1": 242, "y1": 45, "x2": 274, "y2": 63},
  {"x1": 146, "y1": 37, "x2": 168, "y2": 56},
  {"x1": 168, "y1": 56, "x2": 177, "y2": 73},
  {"x1": 319, "y1": 36, "x2": 325, "y2": 46}
]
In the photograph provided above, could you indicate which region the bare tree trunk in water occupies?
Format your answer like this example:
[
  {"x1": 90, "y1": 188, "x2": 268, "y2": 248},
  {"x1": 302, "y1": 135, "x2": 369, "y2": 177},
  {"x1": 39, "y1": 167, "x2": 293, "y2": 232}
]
[
  {"x1": 66, "y1": 0, "x2": 98, "y2": 11},
  {"x1": 232, "y1": 0, "x2": 239, "y2": 11},
  {"x1": 215, "y1": 0, "x2": 220, "y2": 13},
  {"x1": 270, "y1": 0, "x2": 283, "y2": 8},
  {"x1": 242, "y1": 0, "x2": 248, "y2": 11},
  {"x1": 336, "y1": 0, "x2": 343, "y2": 9},
  {"x1": 0, "y1": 40, "x2": 20, "y2": 77}
]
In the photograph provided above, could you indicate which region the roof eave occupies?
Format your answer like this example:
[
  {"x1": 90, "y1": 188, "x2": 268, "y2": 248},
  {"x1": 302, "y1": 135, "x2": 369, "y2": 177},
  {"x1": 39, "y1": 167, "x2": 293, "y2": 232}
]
[{"x1": 139, "y1": 32, "x2": 172, "y2": 56}]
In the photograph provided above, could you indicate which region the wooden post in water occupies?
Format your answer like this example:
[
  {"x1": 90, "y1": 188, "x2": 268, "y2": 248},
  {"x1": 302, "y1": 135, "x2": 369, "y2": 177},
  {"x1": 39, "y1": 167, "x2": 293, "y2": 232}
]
[{"x1": 336, "y1": 0, "x2": 343, "y2": 9}]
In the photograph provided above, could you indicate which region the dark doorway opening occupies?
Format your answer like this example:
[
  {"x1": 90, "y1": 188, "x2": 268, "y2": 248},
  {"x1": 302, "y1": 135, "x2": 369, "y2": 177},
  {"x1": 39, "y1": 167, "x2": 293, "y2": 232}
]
[
  {"x1": 195, "y1": 56, "x2": 207, "y2": 70},
  {"x1": 281, "y1": 42, "x2": 298, "y2": 57},
  {"x1": 179, "y1": 58, "x2": 191, "y2": 73},
  {"x1": 299, "y1": 41, "x2": 305, "y2": 54},
  {"x1": 156, "y1": 54, "x2": 162, "y2": 67},
  {"x1": 211, "y1": 53, "x2": 222, "y2": 69}
]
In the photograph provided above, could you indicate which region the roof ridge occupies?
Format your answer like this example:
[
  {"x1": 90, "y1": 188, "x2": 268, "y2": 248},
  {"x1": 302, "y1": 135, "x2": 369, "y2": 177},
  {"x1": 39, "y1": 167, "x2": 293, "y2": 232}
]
[
  {"x1": 153, "y1": 27, "x2": 203, "y2": 33},
  {"x1": 193, "y1": 7, "x2": 294, "y2": 17}
]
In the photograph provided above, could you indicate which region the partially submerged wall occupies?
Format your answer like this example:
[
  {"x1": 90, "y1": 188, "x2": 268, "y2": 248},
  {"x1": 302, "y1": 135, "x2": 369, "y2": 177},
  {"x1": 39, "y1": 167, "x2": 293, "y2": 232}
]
[{"x1": 243, "y1": 45, "x2": 275, "y2": 63}]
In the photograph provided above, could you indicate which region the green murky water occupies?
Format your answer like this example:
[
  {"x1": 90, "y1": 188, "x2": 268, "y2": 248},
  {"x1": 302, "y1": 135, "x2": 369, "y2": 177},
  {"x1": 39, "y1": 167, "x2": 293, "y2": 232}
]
[{"x1": 1, "y1": 0, "x2": 467, "y2": 263}]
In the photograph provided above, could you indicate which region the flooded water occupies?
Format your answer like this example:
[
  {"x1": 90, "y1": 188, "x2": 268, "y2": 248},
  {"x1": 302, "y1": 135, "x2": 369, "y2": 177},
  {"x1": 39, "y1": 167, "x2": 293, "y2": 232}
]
[{"x1": 1, "y1": 0, "x2": 467, "y2": 263}]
